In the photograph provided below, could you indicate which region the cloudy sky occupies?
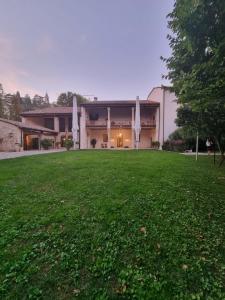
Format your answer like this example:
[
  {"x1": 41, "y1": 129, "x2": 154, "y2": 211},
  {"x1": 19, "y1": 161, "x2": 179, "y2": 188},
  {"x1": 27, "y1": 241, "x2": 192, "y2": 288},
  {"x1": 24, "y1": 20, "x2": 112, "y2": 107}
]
[{"x1": 0, "y1": 0, "x2": 174, "y2": 101}]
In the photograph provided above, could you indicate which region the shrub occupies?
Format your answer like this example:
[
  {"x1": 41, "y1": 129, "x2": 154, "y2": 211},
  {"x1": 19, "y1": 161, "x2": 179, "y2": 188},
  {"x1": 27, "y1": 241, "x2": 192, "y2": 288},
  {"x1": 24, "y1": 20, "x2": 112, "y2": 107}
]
[
  {"x1": 152, "y1": 141, "x2": 160, "y2": 149},
  {"x1": 91, "y1": 138, "x2": 97, "y2": 148},
  {"x1": 64, "y1": 139, "x2": 73, "y2": 151},
  {"x1": 41, "y1": 139, "x2": 53, "y2": 150},
  {"x1": 162, "y1": 140, "x2": 185, "y2": 152}
]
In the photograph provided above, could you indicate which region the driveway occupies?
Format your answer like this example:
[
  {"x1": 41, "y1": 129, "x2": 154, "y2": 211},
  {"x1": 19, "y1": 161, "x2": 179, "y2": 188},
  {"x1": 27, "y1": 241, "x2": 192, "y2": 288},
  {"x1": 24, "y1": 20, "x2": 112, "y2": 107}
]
[{"x1": 0, "y1": 149, "x2": 66, "y2": 160}]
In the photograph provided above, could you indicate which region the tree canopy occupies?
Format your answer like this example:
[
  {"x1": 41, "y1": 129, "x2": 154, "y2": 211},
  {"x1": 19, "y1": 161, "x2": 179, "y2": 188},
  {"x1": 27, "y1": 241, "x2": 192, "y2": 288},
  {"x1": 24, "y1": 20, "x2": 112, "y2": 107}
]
[
  {"x1": 163, "y1": 0, "x2": 225, "y2": 161},
  {"x1": 56, "y1": 92, "x2": 89, "y2": 106}
]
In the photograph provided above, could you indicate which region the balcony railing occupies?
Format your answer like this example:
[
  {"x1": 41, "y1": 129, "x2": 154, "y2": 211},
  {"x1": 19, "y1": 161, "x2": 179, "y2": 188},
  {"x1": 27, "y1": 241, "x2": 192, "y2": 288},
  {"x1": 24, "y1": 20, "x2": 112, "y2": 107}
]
[
  {"x1": 141, "y1": 121, "x2": 156, "y2": 127},
  {"x1": 86, "y1": 120, "x2": 107, "y2": 127},
  {"x1": 111, "y1": 121, "x2": 131, "y2": 127},
  {"x1": 110, "y1": 121, "x2": 156, "y2": 127},
  {"x1": 86, "y1": 120, "x2": 156, "y2": 127}
]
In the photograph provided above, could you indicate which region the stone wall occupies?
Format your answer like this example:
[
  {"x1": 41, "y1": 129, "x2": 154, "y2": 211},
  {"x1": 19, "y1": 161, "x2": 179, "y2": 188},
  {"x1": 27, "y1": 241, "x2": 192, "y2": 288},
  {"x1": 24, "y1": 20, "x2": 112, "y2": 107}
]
[{"x1": 0, "y1": 121, "x2": 22, "y2": 152}]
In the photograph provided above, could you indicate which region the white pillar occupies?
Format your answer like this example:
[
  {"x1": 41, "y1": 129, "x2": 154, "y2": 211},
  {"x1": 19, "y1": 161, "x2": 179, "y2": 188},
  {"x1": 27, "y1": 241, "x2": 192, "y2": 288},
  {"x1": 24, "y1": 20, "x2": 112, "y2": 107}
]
[
  {"x1": 54, "y1": 117, "x2": 60, "y2": 142},
  {"x1": 54, "y1": 116, "x2": 59, "y2": 132},
  {"x1": 107, "y1": 107, "x2": 111, "y2": 148},
  {"x1": 131, "y1": 107, "x2": 135, "y2": 149},
  {"x1": 80, "y1": 107, "x2": 87, "y2": 149},
  {"x1": 38, "y1": 133, "x2": 43, "y2": 150},
  {"x1": 156, "y1": 106, "x2": 163, "y2": 150}
]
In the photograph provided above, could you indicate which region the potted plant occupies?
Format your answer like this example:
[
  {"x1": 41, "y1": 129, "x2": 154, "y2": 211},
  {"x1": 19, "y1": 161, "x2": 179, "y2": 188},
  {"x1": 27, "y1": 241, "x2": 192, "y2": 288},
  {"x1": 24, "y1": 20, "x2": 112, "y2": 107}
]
[
  {"x1": 152, "y1": 141, "x2": 160, "y2": 149},
  {"x1": 64, "y1": 139, "x2": 74, "y2": 151},
  {"x1": 41, "y1": 139, "x2": 53, "y2": 150},
  {"x1": 55, "y1": 141, "x2": 61, "y2": 149},
  {"x1": 91, "y1": 138, "x2": 97, "y2": 148}
]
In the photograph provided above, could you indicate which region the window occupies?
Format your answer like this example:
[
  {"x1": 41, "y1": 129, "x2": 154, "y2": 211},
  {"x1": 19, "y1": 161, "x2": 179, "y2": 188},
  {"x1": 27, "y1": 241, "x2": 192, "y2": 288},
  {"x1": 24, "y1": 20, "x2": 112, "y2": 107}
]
[
  {"x1": 59, "y1": 118, "x2": 65, "y2": 132},
  {"x1": 68, "y1": 117, "x2": 72, "y2": 132},
  {"x1": 44, "y1": 118, "x2": 54, "y2": 130},
  {"x1": 89, "y1": 112, "x2": 99, "y2": 120},
  {"x1": 103, "y1": 134, "x2": 108, "y2": 142}
]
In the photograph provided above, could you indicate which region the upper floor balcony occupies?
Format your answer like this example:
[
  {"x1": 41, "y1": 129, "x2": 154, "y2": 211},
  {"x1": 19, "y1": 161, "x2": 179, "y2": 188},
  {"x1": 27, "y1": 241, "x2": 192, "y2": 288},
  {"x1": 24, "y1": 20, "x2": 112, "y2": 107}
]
[{"x1": 86, "y1": 119, "x2": 156, "y2": 128}]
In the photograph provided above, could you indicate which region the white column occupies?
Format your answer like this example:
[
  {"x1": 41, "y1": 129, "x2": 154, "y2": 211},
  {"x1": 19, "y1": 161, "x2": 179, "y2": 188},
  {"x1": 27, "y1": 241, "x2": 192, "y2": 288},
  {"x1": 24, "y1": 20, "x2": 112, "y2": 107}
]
[
  {"x1": 80, "y1": 107, "x2": 87, "y2": 149},
  {"x1": 38, "y1": 133, "x2": 43, "y2": 150},
  {"x1": 54, "y1": 117, "x2": 60, "y2": 142},
  {"x1": 131, "y1": 107, "x2": 135, "y2": 149},
  {"x1": 156, "y1": 107, "x2": 163, "y2": 149},
  {"x1": 107, "y1": 107, "x2": 111, "y2": 148},
  {"x1": 54, "y1": 116, "x2": 59, "y2": 132},
  {"x1": 65, "y1": 117, "x2": 69, "y2": 135}
]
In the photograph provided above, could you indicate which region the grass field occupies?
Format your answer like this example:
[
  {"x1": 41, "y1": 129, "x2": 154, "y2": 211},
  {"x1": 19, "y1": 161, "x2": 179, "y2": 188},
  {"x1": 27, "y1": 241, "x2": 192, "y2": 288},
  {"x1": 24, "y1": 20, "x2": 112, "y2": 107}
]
[{"x1": 0, "y1": 150, "x2": 225, "y2": 299}]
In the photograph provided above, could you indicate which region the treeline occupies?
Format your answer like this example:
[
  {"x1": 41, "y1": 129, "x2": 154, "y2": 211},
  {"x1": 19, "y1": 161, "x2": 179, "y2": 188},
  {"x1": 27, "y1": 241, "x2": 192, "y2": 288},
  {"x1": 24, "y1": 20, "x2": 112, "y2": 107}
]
[{"x1": 0, "y1": 84, "x2": 89, "y2": 121}]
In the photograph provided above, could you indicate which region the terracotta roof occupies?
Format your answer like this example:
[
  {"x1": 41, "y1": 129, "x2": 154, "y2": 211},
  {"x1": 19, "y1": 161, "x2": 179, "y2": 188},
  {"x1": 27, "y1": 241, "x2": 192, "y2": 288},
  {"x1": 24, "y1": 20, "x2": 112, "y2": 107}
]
[
  {"x1": 0, "y1": 118, "x2": 57, "y2": 134},
  {"x1": 81, "y1": 100, "x2": 159, "y2": 109},
  {"x1": 20, "y1": 100, "x2": 159, "y2": 116},
  {"x1": 21, "y1": 106, "x2": 73, "y2": 116}
]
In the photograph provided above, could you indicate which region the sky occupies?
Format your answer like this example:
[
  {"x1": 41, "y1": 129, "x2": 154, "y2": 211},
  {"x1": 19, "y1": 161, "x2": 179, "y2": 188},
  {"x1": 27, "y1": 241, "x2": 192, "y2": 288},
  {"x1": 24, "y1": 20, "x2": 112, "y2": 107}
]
[{"x1": 0, "y1": 0, "x2": 174, "y2": 102}]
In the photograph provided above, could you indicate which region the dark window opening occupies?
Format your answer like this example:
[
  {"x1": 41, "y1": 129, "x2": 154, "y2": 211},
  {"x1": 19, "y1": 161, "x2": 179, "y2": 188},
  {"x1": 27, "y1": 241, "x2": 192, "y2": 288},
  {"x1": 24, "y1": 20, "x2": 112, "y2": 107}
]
[
  {"x1": 44, "y1": 118, "x2": 54, "y2": 130},
  {"x1": 89, "y1": 113, "x2": 99, "y2": 120},
  {"x1": 68, "y1": 117, "x2": 72, "y2": 132},
  {"x1": 59, "y1": 118, "x2": 65, "y2": 132}
]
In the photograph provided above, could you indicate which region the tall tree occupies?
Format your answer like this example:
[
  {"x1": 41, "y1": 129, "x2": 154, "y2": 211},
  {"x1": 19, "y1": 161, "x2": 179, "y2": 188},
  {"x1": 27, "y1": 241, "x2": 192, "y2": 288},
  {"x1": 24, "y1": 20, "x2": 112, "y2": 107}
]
[
  {"x1": 163, "y1": 0, "x2": 225, "y2": 163},
  {"x1": 10, "y1": 91, "x2": 22, "y2": 121},
  {"x1": 32, "y1": 94, "x2": 50, "y2": 109},
  {"x1": 57, "y1": 92, "x2": 89, "y2": 106},
  {"x1": 21, "y1": 94, "x2": 32, "y2": 111}
]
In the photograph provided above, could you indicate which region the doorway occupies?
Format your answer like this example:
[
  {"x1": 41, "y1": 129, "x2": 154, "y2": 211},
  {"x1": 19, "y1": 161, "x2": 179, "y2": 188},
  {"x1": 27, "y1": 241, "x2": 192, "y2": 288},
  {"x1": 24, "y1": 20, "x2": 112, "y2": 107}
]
[{"x1": 117, "y1": 134, "x2": 123, "y2": 147}]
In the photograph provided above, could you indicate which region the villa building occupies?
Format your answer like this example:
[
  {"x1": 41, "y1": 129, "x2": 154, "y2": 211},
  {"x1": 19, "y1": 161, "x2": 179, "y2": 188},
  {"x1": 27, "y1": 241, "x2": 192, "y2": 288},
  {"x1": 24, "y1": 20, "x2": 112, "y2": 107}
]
[{"x1": 0, "y1": 86, "x2": 178, "y2": 151}]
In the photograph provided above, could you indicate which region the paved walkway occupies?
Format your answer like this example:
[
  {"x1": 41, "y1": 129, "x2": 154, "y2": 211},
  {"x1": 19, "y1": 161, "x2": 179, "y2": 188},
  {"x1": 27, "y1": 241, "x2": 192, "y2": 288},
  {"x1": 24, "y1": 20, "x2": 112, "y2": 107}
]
[
  {"x1": 181, "y1": 152, "x2": 220, "y2": 156},
  {"x1": 0, "y1": 149, "x2": 66, "y2": 160}
]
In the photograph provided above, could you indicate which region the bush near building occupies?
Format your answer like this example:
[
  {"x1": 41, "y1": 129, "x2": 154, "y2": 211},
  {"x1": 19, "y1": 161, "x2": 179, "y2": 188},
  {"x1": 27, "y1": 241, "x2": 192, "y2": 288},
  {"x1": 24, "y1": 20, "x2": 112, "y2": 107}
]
[
  {"x1": 40, "y1": 139, "x2": 53, "y2": 150},
  {"x1": 162, "y1": 129, "x2": 208, "y2": 152}
]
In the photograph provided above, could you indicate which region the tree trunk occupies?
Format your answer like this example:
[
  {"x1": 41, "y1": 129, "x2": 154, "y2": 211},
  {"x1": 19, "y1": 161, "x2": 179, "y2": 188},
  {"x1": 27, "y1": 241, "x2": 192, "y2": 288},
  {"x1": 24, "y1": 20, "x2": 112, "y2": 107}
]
[
  {"x1": 219, "y1": 153, "x2": 225, "y2": 167},
  {"x1": 215, "y1": 136, "x2": 225, "y2": 167}
]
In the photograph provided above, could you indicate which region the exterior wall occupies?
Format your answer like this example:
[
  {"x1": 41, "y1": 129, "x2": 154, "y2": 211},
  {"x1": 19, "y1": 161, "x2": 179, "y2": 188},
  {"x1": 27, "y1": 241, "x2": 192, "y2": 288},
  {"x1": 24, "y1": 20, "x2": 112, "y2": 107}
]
[
  {"x1": 148, "y1": 87, "x2": 178, "y2": 147},
  {"x1": 87, "y1": 128, "x2": 155, "y2": 149},
  {"x1": 80, "y1": 107, "x2": 87, "y2": 149},
  {"x1": 164, "y1": 89, "x2": 178, "y2": 141},
  {"x1": 0, "y1": 121, "x2": 22, "y2": 151},
  {"x1": 148, "y1": 88, "x2": 164, "y2": 147},
  {"x1": 87, "y1": 129, "x2": 108, "y2": 149},
  {"x1": 140, "y1": 129, "x2": 155, "y2": 148},
  {"x1": 22, "y1": 116, "x2": 45, "y2": 127}
]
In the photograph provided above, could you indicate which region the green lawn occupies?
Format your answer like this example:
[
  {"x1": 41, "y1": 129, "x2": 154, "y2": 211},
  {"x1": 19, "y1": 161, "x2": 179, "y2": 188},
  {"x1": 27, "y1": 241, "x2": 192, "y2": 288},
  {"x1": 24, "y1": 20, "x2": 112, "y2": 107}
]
[{"x1": 0, "y1": 151, "x2": 225, "y2": 299}]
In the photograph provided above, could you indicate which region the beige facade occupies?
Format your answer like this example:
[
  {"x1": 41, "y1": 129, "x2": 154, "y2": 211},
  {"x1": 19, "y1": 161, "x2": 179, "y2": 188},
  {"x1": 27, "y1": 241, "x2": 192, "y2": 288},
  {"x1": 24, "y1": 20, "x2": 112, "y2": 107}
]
[
  {"x1": 80, "y1": 101, "x2": 158, "y2": 149},
  {"x1": 0, "y1": 120, "x2": 22, "y2": 152},
  {"x1": 0, "y1": 118, "x2": 57, "y2": 152},
  {"x1": 0, "y1": 87, "x2": 178, "y2": 152},
  {"x1": 148, "y1": 86, "x2": 178, "y2": 148}
]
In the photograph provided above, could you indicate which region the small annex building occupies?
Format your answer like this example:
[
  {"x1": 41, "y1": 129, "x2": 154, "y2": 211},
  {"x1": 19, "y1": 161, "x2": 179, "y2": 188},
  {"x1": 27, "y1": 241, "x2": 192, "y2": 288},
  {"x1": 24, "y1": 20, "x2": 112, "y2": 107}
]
[{"x1": 0, "y1": 118, "x2": 57, "y2": 152}]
